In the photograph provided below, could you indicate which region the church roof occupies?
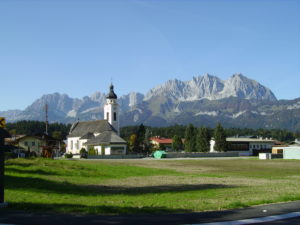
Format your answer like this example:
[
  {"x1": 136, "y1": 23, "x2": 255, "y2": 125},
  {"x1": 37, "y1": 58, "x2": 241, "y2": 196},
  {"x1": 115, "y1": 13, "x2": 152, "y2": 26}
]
[
  {"x1": 79, "y1": 132, "x2": 95, "y2": 140},
  {"x1": 84, "y1": 131, "x2": 126, "y2": 145},
  {"x1": 106, "y1": 84, "x2": 117, "y2": 99},
  {"x1": 68, "y1": 120, "x2": 115, "y2": 138}
]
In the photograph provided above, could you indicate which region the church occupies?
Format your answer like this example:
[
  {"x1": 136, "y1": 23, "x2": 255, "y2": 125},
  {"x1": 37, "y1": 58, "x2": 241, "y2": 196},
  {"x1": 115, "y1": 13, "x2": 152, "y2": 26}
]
[{"x1": 66, "y1": 84, "x2": 127, "y2": 155}]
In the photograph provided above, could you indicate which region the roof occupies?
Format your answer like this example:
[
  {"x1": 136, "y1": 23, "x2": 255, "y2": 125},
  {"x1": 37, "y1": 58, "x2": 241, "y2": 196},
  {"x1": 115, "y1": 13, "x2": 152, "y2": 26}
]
[
  {"x1": 106, "y1": 84, "x2": 117, "y2": 99},
  {"x1": 150, "y1": 137, "x2": 173, "y2": 144},
  {"x1": 68, "y1": 120, "x2": 115, "y2": 138},
  {"x1": 79, "y1": 132, "x2": 95, "y2": 140},
  {"x1": 226, "y1": 137, "x2": 276, "y2": 143},
  {"x1": 84, "y1": 131, "x2": 126, "y2": 145},
  {"x1": 13, "y1": 133, "x2": 59, "y2": 142}
]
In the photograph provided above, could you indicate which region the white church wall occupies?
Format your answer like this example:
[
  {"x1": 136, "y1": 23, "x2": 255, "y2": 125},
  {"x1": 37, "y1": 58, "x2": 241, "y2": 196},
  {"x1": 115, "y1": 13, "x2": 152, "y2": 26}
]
[
  {"x1": 67, "y1": 137, "x2": 81, "y2": 154},
  {"x1": 78, "y1": 139, "x2": 87, "y2": 151},
  {"x1": 94, "y1": 146, "x2": 102, "y2": 155}
]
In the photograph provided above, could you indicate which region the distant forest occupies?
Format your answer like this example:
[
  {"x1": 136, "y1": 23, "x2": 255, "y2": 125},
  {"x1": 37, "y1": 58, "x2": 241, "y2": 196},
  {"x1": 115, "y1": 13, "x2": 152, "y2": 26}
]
[
  {"x1": 121, "y1": 125, "x2": 300, "y2": 143},
  {"x1": 5, "y1": 120, "x2": 300, "y2": 143},
  {"x1": 6, "y1": 120, "x2": 71, "y2": 140}
]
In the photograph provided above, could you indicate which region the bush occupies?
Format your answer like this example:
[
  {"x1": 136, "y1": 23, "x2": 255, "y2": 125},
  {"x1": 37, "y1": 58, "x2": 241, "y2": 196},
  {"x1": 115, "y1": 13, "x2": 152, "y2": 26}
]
[
  {"x1": 29, "y1": 151, "x2": 37, "y2": 158},
  {"x1": 88, "y1": 147, "x2": 97, "y2": 156},
  {"x1": 64, "y1": 152, "x2": 73, "y2": 158},
  {"x1": 80, "y1": 148, "x2": 87, "y2": 158},
  {"x1": 4, "y1": 152, "x2": 15, "y2": 160}
]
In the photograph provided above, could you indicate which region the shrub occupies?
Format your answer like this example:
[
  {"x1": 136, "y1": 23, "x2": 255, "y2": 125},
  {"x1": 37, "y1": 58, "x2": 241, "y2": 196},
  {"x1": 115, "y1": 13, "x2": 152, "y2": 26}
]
[
  {"x1": 29, "y1": 151, "x2": 37, "y2": 158},
  {"x1": 88, "y1": 147, "x2": 97, "y2": 156},
  {"x1": 80, "y1": 148, "x2": 87, "y2": 158},
  {"x1": 4, "y1": 152, "x2": 14, "y2": 160},
  {"x1": 64, "y1": 152, "x2": 73, "y2": 158}
]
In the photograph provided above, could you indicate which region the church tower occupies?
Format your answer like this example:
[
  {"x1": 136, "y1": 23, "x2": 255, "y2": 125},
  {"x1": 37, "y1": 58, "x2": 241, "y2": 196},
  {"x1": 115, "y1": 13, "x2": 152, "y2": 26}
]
[{"x1": 104, "y1": 84, "x2": 119, "y2": 135}]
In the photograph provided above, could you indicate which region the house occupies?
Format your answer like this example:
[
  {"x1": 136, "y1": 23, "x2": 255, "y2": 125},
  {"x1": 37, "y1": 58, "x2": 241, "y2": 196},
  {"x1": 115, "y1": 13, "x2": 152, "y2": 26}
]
[
  {"x1": 150, "y1": 136, "x2": 173, "y2": 151},
  {"x1": 210, "y1": 136, "x2": 276, "y2": 156},
  {"x1": 282, "y1": 146, "x2": 300, "y2": 159},
  {"x1": 6, "y1": 133, "x2": 61, "y2": 156},
  {"x1": 66, "y1": 84, "x2": 127, "y2": 155},
  {"x1": 272, "y1": 143, "x2": 300, "y2": 159}
]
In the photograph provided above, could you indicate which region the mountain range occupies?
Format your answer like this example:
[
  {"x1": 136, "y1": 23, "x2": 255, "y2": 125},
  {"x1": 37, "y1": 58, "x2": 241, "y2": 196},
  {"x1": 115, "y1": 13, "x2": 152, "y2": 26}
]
[{"x1": 1, "y1": 73, "x2": 299, "y2": 131}]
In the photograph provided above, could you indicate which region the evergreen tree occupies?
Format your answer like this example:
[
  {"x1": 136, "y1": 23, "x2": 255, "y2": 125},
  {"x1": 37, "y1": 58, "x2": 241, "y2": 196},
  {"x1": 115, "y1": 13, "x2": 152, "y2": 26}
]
[
  {"x1": 143, "y1": 128, "x2": 151, "y2": 153},
  {"x1": 196, "y1": 126, "x2": 210, "y2": 152},
  {"x1": 172, "y1": 135, "x2": 183, "y2": 151},
  {"x1": 214, "y1": 123, "x2": 227, "y2": 152},
  {"x1": 184, "y1": 124, "x2": 196, "y2": 152},
  {"x1": 136, "y1": 123, "x2": 146, "y2": 146}
]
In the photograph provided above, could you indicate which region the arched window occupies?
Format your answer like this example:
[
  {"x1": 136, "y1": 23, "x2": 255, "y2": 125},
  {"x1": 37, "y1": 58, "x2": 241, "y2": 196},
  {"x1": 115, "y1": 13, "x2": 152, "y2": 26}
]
[{"x1": 114, "y1": 112, "x2": 117, "y2": 121}]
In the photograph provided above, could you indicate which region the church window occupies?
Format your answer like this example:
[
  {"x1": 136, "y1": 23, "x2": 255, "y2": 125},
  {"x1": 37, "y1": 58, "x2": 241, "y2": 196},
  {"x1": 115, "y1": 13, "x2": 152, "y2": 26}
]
[
  {"x1": 114, "y1": 112, "x2": 117, "y2": 121},
  {"x1": 106, "y1": 112, "x2": 109, "y2": 121},
  {"x1": 71, "y1": 140, "x2": 73, "y2": 150}
]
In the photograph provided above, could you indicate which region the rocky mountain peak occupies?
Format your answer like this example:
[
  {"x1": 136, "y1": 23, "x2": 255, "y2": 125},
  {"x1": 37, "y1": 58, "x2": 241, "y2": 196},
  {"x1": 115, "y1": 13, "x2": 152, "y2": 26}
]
[{"x1": 145, "y1": 73, "x2": 277, "y2": 102}]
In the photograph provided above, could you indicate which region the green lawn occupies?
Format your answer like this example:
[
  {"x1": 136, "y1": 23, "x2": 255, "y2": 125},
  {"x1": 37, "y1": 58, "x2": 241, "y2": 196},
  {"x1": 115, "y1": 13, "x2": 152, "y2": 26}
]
[{"x1": 3, "y1": 158, "x2": 300, "y2": 214}]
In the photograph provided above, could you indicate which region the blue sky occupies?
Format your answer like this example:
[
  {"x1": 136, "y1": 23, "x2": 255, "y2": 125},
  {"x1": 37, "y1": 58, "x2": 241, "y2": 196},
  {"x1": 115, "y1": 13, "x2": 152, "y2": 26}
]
[{"x1": 0, "y1": 0, "x2": 299, "y2": 110}]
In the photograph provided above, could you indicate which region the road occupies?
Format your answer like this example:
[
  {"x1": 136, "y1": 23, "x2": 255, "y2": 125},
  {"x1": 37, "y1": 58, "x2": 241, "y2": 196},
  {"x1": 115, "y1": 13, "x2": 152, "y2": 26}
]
[{"x1": 0, "y1": 201, "x2": 299, "y2": 225}]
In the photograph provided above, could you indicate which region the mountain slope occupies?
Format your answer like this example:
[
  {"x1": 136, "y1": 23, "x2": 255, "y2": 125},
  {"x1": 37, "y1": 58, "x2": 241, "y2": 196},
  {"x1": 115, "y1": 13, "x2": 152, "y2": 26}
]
[{"x1": 1, "y1": 73, "x2": 299, "y2": 131}]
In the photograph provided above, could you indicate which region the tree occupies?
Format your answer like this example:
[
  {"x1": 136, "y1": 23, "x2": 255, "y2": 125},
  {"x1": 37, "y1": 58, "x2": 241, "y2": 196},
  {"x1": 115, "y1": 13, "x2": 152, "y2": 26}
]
[
  {"x1": 196, "y1": 127, "x2": 210, "y2": 152},
  {"x1": 143, "y1": 128, "x2": 151, "y2": 153},
  {"x1": 172, "y1": 135, "x2": 183, "y2": 151},
  {"x1": 214, "y1": 123, "x2": 227, "y2": 152},
  {"x1": 52, "y1": 131, "x2": 62, "y2": 140},
  {"x1": 184, "y1": 124, "x2": 196, "y2": 152},
  {"x1": 136, "y1": 123, "x2": 146, "y2": 146},
  {"x1": 128, "y1": 134, "x2": 138, "y2": 152}
]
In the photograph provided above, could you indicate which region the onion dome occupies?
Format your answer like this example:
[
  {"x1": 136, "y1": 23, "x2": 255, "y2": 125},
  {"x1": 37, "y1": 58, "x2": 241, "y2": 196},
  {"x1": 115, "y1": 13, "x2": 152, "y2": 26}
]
[{"x1": 106, "y1": 84, "x2": 117, "y2": 99}]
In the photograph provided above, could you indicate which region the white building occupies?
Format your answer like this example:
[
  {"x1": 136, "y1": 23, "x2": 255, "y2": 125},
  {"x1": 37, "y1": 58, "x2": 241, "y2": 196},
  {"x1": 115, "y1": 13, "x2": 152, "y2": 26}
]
[
  {"x1": 210, "y1": 136, "x2": 276, "y2": 156},
  {"x1": 67, "y1": 84, "x2": 126, "y2": 155}
]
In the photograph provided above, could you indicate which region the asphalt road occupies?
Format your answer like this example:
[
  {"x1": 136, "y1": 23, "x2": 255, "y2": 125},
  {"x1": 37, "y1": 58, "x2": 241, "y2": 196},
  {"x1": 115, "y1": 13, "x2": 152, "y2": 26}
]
[
  {"x1": 255, "y1": 217, "x2": 300, "y2": 224},
  {"x1": 0, "y1": 201, "x2": 299, "y2": 225}
]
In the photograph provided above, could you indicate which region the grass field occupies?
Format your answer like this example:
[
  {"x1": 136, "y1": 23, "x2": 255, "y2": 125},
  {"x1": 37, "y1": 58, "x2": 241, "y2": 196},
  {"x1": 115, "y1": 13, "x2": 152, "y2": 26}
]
[{"x1": 3, "y1": 158, "x2": 300, "y2": 214}]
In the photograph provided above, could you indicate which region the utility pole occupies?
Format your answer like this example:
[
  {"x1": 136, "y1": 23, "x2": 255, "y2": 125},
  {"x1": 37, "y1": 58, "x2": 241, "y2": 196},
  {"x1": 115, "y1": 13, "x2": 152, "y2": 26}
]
[
  {"x1": 0, "y1": 118, "x2": 10, "y2": 207},
  {"x1": 45, "y1": 103, "x2": 48, "y2": 135}
]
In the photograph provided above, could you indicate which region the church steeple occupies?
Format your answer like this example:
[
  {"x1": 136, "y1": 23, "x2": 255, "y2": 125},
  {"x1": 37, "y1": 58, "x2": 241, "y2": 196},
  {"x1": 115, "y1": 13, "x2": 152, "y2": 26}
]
[
  {"x1": 106, "y1": 84, "x2": 117, "y2": 99},
  {"x1": 104, "y1": 83, "x2": 119, "y2": 135}
]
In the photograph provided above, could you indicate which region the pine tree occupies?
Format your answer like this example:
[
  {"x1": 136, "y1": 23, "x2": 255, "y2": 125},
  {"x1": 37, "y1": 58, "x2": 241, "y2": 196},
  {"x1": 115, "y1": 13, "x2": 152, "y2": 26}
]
[
  {"x1": 184, "y1": 124, "x2": 196, "y2": 152},
  {"x1": 214, "y1": 123, "x2": 227, "y2": 152},
  {"x1": 196, "y1": 126, "x2": 210, "y2": 152},
  {"x1": 172, "y1": 135, "x2": 183, "y2": 151},
  {"x1": 137, "y1": 123, "x2": 146, "y2": 146},
  {"x1": 143, "y1": 128, "x2": 151, "y2": 153}
]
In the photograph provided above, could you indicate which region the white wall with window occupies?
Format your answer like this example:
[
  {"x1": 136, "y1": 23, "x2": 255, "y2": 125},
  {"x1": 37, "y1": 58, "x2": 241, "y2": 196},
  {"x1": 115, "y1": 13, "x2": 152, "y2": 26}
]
[{"x1": 67, "y1": 137, "x2": 81, "y2": 154}]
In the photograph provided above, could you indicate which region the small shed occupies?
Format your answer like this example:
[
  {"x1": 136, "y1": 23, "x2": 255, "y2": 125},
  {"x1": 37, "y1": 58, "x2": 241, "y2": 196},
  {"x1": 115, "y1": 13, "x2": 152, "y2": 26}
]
[{"x1": 153, "y1": 150, "x2": 167, "y2": 159}]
